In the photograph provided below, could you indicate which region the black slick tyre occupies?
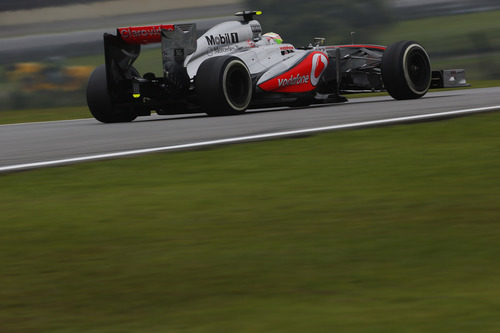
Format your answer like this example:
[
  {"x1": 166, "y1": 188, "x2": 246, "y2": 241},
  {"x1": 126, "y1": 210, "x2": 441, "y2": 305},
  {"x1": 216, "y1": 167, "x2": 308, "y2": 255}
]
[
  {"x1": 195, "y1": 56, "x2": 252, "y2": 116},
  {"x1": 382, "y1": 41, "x2": 431, "y2": 100},
  {"x1": 86, "y1": 64, "x2": 137, "y2": 123}
]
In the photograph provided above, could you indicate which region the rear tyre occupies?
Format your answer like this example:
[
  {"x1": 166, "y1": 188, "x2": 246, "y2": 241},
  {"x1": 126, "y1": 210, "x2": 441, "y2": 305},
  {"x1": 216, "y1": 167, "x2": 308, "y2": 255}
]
[
  {"x1": 86, "y1": 64, "x2": 137, "y2": 123},
  {"x1": 195, "y1": 56, "x2": 252, "y2": 116},
  {"x1": 382, "y1": 41, "x2": 431, "y2": 100}
]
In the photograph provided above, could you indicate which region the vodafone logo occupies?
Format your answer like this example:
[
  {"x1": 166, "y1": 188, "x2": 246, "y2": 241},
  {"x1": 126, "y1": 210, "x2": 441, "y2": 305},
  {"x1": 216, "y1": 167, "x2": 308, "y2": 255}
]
[
  {"x1": 258, "y1": 51, "x2": 329, "y2": 93},
  {"x1": 310, "y1": 53, "x2": 328, "y2": 86},
  {"x1": 278, "y1": 74, "x2": 309, "y2": 88}
]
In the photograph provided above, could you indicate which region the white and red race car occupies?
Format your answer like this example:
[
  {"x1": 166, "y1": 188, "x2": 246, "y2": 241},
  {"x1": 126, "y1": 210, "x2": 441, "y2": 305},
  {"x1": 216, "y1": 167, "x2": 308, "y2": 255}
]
[{"x1": 87, "y1": 11, "x2": 467, "y2": 123}]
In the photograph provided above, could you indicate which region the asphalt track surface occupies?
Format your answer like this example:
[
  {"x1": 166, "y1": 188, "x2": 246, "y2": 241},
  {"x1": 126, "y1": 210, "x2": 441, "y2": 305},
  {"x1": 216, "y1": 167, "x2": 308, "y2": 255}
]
[{"x1": 1, "y1": 87, "x2": 500, "y2": 172}]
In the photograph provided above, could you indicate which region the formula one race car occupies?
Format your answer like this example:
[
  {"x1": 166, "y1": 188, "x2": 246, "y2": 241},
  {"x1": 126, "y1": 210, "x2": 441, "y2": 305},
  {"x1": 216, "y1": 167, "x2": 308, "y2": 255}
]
[{"x1": 87, "y1": 11, "x2": 468, "y2": 123}]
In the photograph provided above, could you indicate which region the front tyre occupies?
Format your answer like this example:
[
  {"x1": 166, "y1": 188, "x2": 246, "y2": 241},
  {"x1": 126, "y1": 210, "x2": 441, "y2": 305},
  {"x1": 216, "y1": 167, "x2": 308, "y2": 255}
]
[
  {"x1": 195, "y1": 56, "x2": 252, "y2": 116},
  {"x1": 86, "y1": 65, "x2": 137, "y2": 123},
  {"x1": 382, "y1": 41, "x2": 431, "y2": 100}
]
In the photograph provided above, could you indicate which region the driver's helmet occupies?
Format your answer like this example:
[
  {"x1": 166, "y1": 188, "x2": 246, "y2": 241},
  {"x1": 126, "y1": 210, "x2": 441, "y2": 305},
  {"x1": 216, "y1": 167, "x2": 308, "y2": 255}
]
[{"x1": 262, "y1": 32, "x2": 283, "y2": 44}]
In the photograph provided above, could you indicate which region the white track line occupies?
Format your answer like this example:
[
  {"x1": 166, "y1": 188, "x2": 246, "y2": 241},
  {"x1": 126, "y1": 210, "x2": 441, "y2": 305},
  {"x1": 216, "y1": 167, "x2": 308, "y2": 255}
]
[
  {"x1": 1, "y1": 105, "x2": 499, "y2": 173},
  {"x1": 0, "y1": 117, "x2": 92, "y2": 127}
]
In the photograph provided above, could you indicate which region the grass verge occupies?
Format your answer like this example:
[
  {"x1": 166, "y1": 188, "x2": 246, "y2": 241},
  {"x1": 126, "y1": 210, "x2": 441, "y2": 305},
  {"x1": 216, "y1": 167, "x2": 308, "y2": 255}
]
[
  {"x1": 0, "y1": 106, "x2": 91, "y2": 125},
  {"x1": 1, "y1": 112, "x2": 500, "y2": 332},
  {"x1": 376, "y1": 10, "x2": 500, "y2": 55}
]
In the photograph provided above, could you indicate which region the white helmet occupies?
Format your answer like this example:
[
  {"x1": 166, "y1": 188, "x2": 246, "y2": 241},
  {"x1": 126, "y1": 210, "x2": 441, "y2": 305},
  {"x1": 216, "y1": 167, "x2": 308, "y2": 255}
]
[{"x1": 262, "y1": 32, "x2": 283, "y2": 44}]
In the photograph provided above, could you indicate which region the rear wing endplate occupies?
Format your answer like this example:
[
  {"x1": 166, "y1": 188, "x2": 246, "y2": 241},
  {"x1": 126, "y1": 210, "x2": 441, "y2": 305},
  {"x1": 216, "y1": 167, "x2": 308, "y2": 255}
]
[{"x1": 103, "y1": 24, "x2": 197, "y2": 93}]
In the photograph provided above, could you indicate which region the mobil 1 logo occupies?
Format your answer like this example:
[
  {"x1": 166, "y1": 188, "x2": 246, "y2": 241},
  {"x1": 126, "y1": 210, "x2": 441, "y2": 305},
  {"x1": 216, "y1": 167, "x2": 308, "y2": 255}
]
[{"x1": 205, "y1": 32, "x2": 239, "y2": 46}]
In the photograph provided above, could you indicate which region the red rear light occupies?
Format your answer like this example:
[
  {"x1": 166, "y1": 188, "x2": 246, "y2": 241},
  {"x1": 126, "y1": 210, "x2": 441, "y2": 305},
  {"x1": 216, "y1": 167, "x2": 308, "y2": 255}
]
[{"x1": 117, "y1": 25, "x2": 175, "y2": 44}]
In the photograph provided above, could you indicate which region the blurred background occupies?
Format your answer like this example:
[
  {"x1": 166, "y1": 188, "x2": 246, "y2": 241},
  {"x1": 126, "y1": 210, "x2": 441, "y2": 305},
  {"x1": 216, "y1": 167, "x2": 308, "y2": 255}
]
[{"x1": 1, "y1": 0, "x2": 499, "y2": 112}]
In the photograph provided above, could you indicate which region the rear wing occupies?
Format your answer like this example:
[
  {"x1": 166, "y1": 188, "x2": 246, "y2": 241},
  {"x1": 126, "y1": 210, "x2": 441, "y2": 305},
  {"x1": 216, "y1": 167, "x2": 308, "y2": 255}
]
[{"x1": 103, "y1": 24, "x2": 197, "y2": 94}]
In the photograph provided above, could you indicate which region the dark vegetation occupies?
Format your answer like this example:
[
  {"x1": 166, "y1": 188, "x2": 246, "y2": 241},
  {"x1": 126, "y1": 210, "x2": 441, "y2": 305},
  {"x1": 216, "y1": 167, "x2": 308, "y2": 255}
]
[
  {"x1": 248, "y1": 0, "x2": 393, "y2": 46},
  {"x1": 0, "y1": 0, "x2": 105, "y2": 11}
]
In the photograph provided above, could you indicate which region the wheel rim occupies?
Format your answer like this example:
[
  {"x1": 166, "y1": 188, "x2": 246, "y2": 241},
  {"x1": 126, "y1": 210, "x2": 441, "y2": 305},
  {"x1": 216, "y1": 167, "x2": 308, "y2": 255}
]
[
  {"x1": 403, "y1": 44, "x2": 431, "y2": 95},
  {"x1": 223, "y1": 60, "x2": 252, "y2": 111}
]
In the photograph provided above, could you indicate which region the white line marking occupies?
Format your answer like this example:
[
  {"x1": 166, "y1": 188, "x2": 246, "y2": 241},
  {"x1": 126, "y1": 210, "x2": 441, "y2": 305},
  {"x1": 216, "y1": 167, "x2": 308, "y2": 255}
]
[
  {"x1": 1, "y1": 105, "x2": 499, "y2": 172},
  {"x1": 0, "y1": 117, "x2": 92, "y2": 127}
]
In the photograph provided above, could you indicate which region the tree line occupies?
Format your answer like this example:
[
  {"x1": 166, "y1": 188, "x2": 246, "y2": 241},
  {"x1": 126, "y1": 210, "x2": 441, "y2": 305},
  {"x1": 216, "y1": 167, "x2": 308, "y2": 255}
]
[{"x1": 245, "y1": 0, "x2": 393, "y2": 46}]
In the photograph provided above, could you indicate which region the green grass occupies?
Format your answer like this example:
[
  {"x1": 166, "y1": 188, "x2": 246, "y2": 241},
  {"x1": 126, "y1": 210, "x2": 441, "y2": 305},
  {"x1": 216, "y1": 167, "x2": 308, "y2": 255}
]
[
  {"x1": 0, "y1": 106, "x2": 91, "y2": 124},
  {"x1": 66, "y1": 46, "x2": 163, "y2": 75},
  {"x1": 1, "y1": 112, "x2": 500, "y2": 332},
  {"x1": 431, "y1": 54, "x2": 500, "y2": 81},
  {"x1": 376, "y1": 10, "x2": 500, "y2": 54},
  {"x1": 373, "y1": 10, "x2": 500, "y2": 80}
]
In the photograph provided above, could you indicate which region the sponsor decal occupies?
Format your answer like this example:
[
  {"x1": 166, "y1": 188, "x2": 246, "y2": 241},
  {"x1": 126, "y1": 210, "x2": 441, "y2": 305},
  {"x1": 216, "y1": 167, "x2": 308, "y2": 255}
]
[
  {"x1": 310, "y1": 53, "x2": 328, "y2": 86},
  {"x1": 207, "y1": 45, "x2": 238, "y2": 57},
  {"x1": 250, "y1": 23, "x2": 262, "y2": 40},
  {"x1": 118, "y1": 25, "x2": 174, "y2": 44},
  {"x1": 258, "y1": 51, "x2": 329, "y2": 93},
  {"x1": 250, "y1": 23, "x2": 262, "y2": 34},
  {"x1": 205, "y1": 33, "x2": 239, "y2": 46},
  {"x1": 278, "y1": 74, "x2": 309, "y2": 88},
  {"x1": 280, "y1": 45, "x2": 294, "y2": 51}
]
